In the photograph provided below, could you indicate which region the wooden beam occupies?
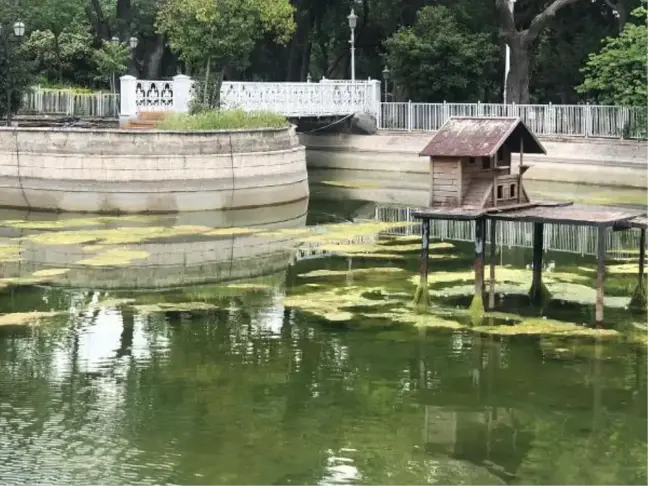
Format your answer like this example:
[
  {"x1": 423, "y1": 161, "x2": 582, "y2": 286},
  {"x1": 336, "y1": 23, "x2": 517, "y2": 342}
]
[
  {"x1": 529, "y1": 222, "x2": 544, "y2": 304},
  {"x1": 596, "y1": 225, "x2": 607, "y2": 325},
  {"x1": 489, "y1": 219, "x2": 497, "y2": 310}
]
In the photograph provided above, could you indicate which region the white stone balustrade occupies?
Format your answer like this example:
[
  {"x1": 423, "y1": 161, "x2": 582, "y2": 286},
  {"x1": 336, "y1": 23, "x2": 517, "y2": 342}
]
[{"x1": 120, "y1": 75, "x2": 382, "y2": 123}]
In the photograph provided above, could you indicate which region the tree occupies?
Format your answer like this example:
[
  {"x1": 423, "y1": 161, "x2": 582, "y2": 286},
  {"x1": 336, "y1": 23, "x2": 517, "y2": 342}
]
[
  {"x1": 383, "y1": 6, "x2": 498, "y2": 102},
  {"x1": 156, "y1": 0, "x2": 295, "y2": 107},
  {"x1": 496, "y1": 0, "x2": 586, "y2": 104},
  {"x1": 577, "y1": 1, "x2": 647, "y2": 107}
]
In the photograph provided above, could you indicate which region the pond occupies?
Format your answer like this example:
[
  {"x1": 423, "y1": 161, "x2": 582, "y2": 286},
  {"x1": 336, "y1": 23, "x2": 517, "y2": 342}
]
[{"x1": 0, "y1": 184, "x2": 646, "y2": 485}]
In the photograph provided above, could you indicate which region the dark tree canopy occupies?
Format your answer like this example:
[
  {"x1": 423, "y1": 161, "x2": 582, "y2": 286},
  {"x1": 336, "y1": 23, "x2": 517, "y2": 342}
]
[{"x1": 1, "y1": 0, "x2": 646, "y2": 115}]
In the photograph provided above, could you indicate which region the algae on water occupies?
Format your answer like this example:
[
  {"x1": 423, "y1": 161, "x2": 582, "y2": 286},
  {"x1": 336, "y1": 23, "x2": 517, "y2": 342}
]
[
  {"x1": 473, "y1": 318, "x2": 620, "y2": 338},
  {"x1": 132, "y1": 302, "x2": 219, "y2": 314},
  {"x1": 76, "y1": 249, "x2": 150, "y2": 267},
  {"x1": 0, "y1": 311, "x2": 63, "y2": 326},
  {"x1": 0, "y1": 244, "x2": 22, "y2": 263}
]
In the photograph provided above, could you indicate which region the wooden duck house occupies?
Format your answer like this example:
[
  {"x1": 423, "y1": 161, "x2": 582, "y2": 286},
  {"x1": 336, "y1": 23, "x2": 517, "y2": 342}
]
[{"x1": 419, "y1": 117, "x2": 546, "y2": 209}]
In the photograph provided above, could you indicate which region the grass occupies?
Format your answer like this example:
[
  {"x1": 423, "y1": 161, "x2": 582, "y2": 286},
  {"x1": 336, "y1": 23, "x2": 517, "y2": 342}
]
[{"x1": 156, "y1": 109, "x2": 288, "y2": 131}]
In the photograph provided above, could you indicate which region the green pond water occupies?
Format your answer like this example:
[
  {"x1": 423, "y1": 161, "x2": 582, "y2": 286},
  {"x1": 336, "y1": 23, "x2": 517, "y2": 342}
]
[{"x1": 0, "y1": 194, "x2": 646, "y2": 485}]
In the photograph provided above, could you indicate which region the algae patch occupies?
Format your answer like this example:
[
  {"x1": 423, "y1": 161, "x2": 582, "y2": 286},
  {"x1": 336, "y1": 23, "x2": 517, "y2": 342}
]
[
  {"x1": 132, "y1": 302, "x2": 219, "y2": 314},
  {"x1": 0, "y1": 311, "x2": 63, "y2": 326},
  {"x1": 282, "y1": 287, "x2": 400, "y2": 322},
  {"x1": 300, "y1": 267, "x2": 406, "y2": 279},
  {"x1": 31, "y1": 268, "x2": 70, "y2": 278},
  {"x1": 0, "y1": 244, "x2": 22, "y2": 263},
  {"x1": 76, "y1": 249, "x2": 150, "y2": 267},
  {"x1": 473, "y1": 318, "x2": 620, "y2": 339}
]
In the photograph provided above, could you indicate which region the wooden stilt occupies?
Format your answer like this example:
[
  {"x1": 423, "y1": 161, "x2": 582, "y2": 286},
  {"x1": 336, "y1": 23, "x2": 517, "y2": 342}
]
[
  {"x1": 414, "y1": 219, "x2": 431, "y2": 310},
  {"x1": 639, "y1": 229, "x2": 645, "y2": 285},
  {"x1": 529, "y1": 222, "x2": 545, "y2": 304},
  {"x1": 420, "y1": 219, "x2": 430, "y2": 286},
  {"x1": 595, "y1": 225, "x2": 607, "y2": 325},
  {"x1": 629, "y1": 228, "x2": 646, "y2": 312},
  {"x1": 470, "y1": 217, "x2": 486, "y2": 319},
  {"x1": 489, "y1": 219, "x2": 497, "y2": 310}
]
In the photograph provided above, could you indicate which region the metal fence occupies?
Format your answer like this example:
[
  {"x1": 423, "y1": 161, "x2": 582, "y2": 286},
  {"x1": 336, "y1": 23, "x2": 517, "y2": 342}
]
[
  {"x1": 381, "y1": 101, "x2": 647, "y2": 139},
  {"x1": 18, "y1": 86, "x2": 647, "y2": 140},
  {"x1": 20, "y1": 86, "x2": 120, "y2": 118}
]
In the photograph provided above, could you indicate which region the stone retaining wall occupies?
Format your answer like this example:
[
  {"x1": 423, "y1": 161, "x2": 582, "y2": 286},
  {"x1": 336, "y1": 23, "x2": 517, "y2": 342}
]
[
  {"x1": 301, "y1": 131, "x2": 647, "y2": 189},
  {"x1": 0, "y1": 125, "x2": 309, "y2": 212}
]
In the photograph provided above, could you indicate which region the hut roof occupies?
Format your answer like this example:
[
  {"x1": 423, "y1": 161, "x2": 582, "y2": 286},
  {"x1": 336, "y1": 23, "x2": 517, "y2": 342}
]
[{"x1": 419, "y1": 117, "x2": 546, "y2": 158}]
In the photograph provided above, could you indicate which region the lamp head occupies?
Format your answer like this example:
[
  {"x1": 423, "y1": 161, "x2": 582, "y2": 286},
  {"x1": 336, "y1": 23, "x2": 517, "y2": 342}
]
[
  {"x1": 347, "y1": 9, "x2": 357, "y2": 29},
  {"x1": 13, "y1": 21, "x2": 25, "y2": 37}
]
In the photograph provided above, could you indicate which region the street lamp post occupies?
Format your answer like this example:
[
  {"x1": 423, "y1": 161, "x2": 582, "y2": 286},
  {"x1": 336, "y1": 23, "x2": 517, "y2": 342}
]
[
  {"x1": 110, "y1": 36, "x2": 120, "y2": 96},
  {"x1": 503, "y1": 0, "x2": 516, "y2": 106},
  {"x1": 2, "y1": 21, "x2": 26, "y2": 126},
  {"x1": 347, "y1": 9, "x2": 357, "y2": 82},
  {"x1": 382, "y1": 65, "x2": 390, "y2": 102}
]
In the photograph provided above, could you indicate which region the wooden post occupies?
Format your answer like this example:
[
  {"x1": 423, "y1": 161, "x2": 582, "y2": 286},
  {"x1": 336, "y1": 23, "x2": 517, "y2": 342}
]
[
  {"x1": 420, "y1": 219, "x2": 430, "y2": 284},
  {"x1": 491, "y1": 156, "x2": 497, "y2": 207},
  {"x1": 529, "y1": 222, "x2": 544, "y2": 304},
  {"x1": 489, "y1": 219, "x2": 497, "y2": 310},
  {"x1": 518, "y1": 137, "x2": 523, "y2": 204},
  {"x1": 639, "y1": 229, "x2": 645, "y2": 285},
  {"x1": 414, "y1": 218, "x2": 431, "y2": 312},
  {"x1": 472, "y1": 218, "x2": 486, "y2": 315},
  {"x1": 595, "y1": 225, "x2": 607, "y2": 325},
  {"x1": 457, "y1": 158, "x2": 463, "y2": 206},
  {"x1": 429, "y1": 158, "x2": 435, "y2": 207}
]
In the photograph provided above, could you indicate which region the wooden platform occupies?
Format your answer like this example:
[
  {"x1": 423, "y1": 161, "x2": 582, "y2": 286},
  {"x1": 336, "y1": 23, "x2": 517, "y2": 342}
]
[
  {"x1": 412, "y1": 200, "x2": 647, "y2": 325},
  {"x1": 412, "y1": 201, "x2": 646, "y2": 228}
]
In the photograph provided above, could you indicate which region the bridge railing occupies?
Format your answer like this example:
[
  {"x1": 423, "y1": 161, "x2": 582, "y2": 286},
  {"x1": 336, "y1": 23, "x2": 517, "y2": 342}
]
[
  {"x1": 219, "y1": 79, "x2": 381, "y2": 119},
  {"x1": 19, "y1": 83, "x2": 646, "y2": 140},
  {"x1": 381, "y1": 101, "x2": 647, "y2": 139}
]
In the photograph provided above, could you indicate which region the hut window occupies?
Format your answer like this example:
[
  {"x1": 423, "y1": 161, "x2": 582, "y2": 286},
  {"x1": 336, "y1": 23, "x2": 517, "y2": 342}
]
[
  {"x1": 497, "y1": 185, "x2": 503, "y2": 199},
  {"x1": 468, "y1": 157, "x2": 475, "y2": 164},
  {"x1": 510, "y1": 184, "x2": 516, "y2": 198},
  {"x1": 482, "y1": 157, "x2": 490, "y2": 170}
]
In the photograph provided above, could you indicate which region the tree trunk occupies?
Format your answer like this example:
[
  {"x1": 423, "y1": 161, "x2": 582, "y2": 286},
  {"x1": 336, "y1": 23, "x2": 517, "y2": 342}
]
[
  {"x1": 507, "y1": 35, "x2": 530, "y2": 104},
  {"x1": 285, "y1": 10, "x2": 312, "y2": 81},
  {"x1": 86, "y1": 0, "x2": 111, "y2": 40},
  {"x1": 116, "y1": 0, "x2": 132, "y2": 42},
  {"x1": 496, "y1": 0, "x2": 580, "y2": 104},
  {"x1": 145, "y1": 35, "x2": 166, "y2": 79}
]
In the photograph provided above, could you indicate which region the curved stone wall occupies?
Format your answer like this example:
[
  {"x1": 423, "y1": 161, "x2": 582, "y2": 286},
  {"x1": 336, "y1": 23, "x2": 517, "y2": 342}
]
[
  {"x1": 0, "y1": 125, "x2": 309, "y2": 213},
  {"x1": 301, "y1": 132, "x2": 648, "y2": 189}
]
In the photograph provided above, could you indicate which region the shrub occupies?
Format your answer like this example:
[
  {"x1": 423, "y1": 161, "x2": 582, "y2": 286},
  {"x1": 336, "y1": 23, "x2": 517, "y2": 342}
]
[{"x1": 156, "y1": 109, "x2": 288, "y2": 130}]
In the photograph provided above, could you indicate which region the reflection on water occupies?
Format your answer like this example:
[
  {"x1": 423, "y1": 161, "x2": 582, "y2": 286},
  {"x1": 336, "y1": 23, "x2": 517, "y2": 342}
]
[{"x1": 0, "y1": 196, "x2": 646, "y2": 485}]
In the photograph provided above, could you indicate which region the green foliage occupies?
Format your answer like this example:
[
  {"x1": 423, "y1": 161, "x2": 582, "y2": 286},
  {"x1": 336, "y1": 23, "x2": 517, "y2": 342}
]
[
  {"x1": 0, "y1": 39, "x2": 34, "y2": 118},
  {"x1": 92, "y1": 39, "x2": 130, "y2": 87},
  {"x1": 156, "y1": 0, "x2": 295, "y2": 71},
  {"x1": 383, "y1": 6, "x2": 498, "y2": 102},
  {"x1": 25, "y1": 29, "x2": 96, "y2": 83},
  {"x1": 155, "y1": 109, "x2": 288, "y2": 130},
  {"x1": 577, "y1": 2, "x2": 648, "y2": 107}
]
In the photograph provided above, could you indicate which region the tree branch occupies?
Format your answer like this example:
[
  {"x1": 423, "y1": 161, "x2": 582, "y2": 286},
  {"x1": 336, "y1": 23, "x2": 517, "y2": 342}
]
[
  {"x1": 495, "y1": 0, "x2": 516, "y2": 33},
  {"x1": 524, "y1": 0, "x2": 581, "y2": 44}
]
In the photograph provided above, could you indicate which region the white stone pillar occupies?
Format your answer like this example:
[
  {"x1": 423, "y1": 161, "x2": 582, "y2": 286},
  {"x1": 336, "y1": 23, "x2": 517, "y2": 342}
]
[
  {"x1": 369, "y1": 79, "x2": 381, "y2": 128},
  {"x1": 119, "y1": 75, "x2": 137, "y2": 127},
  {"x1": 173, "y1": 74, "x2": 193, "y2": 113}
]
